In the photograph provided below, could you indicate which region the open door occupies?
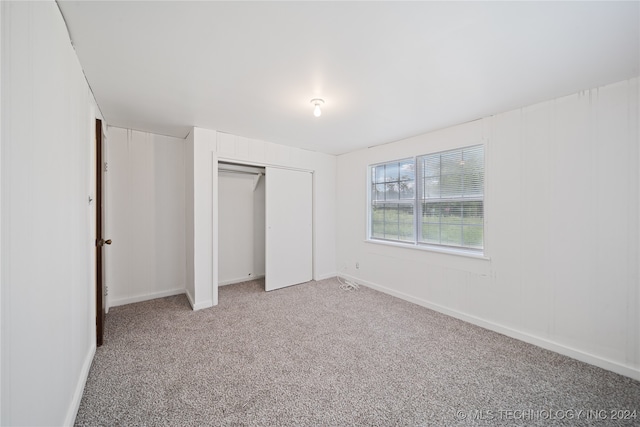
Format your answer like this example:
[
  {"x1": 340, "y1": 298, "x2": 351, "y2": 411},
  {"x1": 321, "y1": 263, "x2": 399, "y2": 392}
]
[
  {"x1": 265, "y1": 167, "x2": 312, "y2": 291},
  {"x1": 95, "y1": 119, "x2": 110, "y2": 346}
]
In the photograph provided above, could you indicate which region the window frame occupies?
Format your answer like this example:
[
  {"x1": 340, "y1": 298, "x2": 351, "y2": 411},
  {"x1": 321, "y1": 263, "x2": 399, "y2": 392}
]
[{"x1": 367, "y1": 144, "x2": 486, "y2": 256}]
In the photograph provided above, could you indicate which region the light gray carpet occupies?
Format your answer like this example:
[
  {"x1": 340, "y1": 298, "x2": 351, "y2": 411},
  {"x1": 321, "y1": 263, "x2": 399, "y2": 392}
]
[{"x1": 75, "y1": 278, "x2": 640, "y2": 426}]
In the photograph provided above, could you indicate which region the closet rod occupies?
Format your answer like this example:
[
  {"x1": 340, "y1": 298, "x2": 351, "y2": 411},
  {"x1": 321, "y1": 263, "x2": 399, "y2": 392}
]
[{"x1": 218, "y1": 169, "x2": 263, "y2": 176}]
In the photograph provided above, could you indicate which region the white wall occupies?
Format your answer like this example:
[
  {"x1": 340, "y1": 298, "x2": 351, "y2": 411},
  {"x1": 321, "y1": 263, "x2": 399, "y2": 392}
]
[
  {"x1": 185, "y1": 129, "x2": 195, "y2": 303},
  {"x1": 0, "y1": 2, "x2": 4, "y2": 419},
  {"x1": 185, "y1": 128, "x2": 217, "y2": 309},
  {"x1": 1, "y1": 1, "x2": 100, "y2": 424},
  {"x1": 186, "y1": 128, "x2": 337, "y2": 309},
  {"x1": 336, "y1": 78, "x2": 639, "y2": 380},
  {"x1": 218, "y1": 170, "x2": 265, "y2": 285},
  {"x1": 0, "y1": 2, "x2": 4, "y2": 420},
  {"x1": 106, "y1": 127, "x2": 186, "y2": 308}
]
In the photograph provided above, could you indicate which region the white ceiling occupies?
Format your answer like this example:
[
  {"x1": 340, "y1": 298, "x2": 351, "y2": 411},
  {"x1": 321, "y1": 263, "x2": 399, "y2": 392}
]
[{"x1": 57, "y1": 1, "x2": 639, "y2": 155}]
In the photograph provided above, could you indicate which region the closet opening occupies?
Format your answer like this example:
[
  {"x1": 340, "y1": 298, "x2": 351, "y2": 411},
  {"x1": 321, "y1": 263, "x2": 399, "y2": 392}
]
[
  {"x1": 216, "y1": 161, "x2": 314, "y2": 297},
  {"x1": 218, "y1": 162, "x2": 266, "y2": 289}
]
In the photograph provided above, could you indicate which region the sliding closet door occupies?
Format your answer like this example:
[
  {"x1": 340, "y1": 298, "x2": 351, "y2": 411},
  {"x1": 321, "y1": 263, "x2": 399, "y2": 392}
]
[{"x1": 265, "y1": 167, "x2": 313, "y2": 291}]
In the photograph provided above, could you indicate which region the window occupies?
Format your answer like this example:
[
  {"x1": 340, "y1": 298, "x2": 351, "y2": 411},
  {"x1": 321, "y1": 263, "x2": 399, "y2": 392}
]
[
  {"x1": 369, "y1": 145, "x2": 484, "y2": 253},
  {"x1": 370, "y1": 159, "x2": 415, "y2": 242}
]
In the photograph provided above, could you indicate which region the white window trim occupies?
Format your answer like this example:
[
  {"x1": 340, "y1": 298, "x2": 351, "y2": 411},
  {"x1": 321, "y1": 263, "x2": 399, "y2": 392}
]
[{"x1": 364, "y1": 238, "x2": 490, "y2": 260}]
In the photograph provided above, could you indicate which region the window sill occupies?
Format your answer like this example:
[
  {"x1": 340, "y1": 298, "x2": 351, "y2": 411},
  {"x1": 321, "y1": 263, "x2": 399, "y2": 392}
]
[{"x1": 365, "y1": 238, "x2": 490, "y2": 260}]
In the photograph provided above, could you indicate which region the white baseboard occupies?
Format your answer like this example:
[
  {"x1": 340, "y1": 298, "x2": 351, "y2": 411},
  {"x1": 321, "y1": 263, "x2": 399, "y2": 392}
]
[
  {"x1": 340, "y1": 273, "x2": 640, "y2": 381},
  {"x1": 109, "y1": 288, "x2": 185, "y2": 308},
  {"x1": 219, "y1": 275, "x2": 265, "y2": 286},
  {"x1": 185, "y1": 290, "x2": 214, "y2": 311},
  {"x1": 185, "y1": 289, "x2": 196, "y2": 309},
  {"x1": 190, "y1": 299, "x2": 214, "y2": 311},
  {"x1": 64, "y1": 342, "x2": 96, "y2": 426},
  {"x1": 315, "y1": 271, "x2": 337, "y2": 281}
]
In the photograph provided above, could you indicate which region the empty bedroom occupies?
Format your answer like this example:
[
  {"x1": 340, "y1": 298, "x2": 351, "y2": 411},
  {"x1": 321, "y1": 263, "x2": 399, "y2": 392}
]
[{"x1": 1, "y1": 1, "x2": 639, "y2": 426}]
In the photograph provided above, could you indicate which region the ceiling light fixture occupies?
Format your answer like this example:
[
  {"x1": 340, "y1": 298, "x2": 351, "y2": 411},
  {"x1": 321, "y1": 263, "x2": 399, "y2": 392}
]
[{"x1": 310, "y1": 98, "x2": 324, "y2": 117}]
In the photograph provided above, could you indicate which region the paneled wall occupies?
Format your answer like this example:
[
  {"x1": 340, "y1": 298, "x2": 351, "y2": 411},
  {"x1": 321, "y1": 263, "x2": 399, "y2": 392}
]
[
  {"x1": 336, "y1": 78, "x2": 639, "y2": 379},
  {"x1": 1, "y1": 1, "x2": 101, "y2": 424},
  {"x1": 106, "y1": 127, "x2": 186, "y2": 308}
]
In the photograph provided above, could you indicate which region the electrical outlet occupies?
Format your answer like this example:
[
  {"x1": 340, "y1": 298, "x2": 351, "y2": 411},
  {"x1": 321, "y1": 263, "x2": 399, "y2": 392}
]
[{"x1": 356, "y1": 262, "x2": 360, "y2": 269}]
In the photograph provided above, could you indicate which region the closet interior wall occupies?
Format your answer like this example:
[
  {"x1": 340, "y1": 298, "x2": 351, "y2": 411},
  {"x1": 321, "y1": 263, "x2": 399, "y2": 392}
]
[{"x1": 218, "y1": 163, "x2": 266, "y2": 286}]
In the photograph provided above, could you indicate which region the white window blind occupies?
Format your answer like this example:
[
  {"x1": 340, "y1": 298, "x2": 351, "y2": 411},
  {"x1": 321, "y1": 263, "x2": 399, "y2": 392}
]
[{"x1": 419, "y1": 145, "x2": 484, "y2": 250}]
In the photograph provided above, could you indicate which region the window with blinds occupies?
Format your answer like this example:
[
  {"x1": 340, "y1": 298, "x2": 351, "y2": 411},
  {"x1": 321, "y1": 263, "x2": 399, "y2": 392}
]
[
  {"x1": 368, "y1": 144, "x2": 484, "y2": 252},
  {"x1": 419, "y1": 145, "x2": 484, "y2": 249}
]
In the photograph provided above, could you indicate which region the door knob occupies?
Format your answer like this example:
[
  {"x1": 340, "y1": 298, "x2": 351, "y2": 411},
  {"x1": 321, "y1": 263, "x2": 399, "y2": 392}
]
[
  {"x1": 104, "y1": 239, "x2": 112, "y2": 245},
  {"x1": 98, "y1": 239, "x2": 112, "y2": 246}
]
